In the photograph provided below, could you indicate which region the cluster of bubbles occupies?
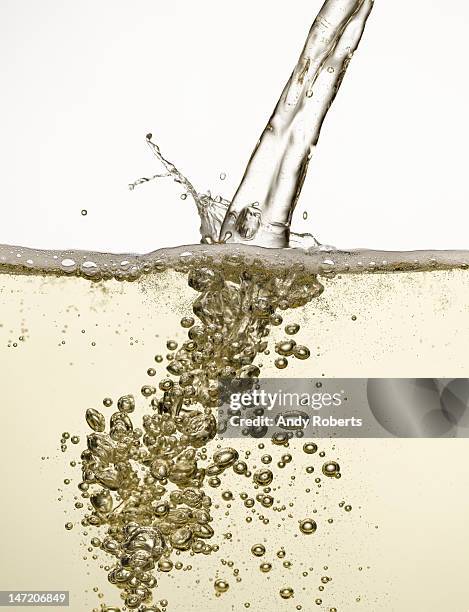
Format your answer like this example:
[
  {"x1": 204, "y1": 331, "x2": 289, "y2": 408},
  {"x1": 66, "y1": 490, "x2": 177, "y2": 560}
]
[{"x1": 70, "y1": 264, "x2": 324, "y2": 610}]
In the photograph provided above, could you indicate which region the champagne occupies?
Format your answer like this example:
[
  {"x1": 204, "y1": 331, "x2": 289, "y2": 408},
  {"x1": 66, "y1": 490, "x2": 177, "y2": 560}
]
[
  {"x1": 1, "y1": 0, "x2": 467, "y2": 610},
  {"x1": 2, "y1": 249, "x2": 469, "y2": 610}
]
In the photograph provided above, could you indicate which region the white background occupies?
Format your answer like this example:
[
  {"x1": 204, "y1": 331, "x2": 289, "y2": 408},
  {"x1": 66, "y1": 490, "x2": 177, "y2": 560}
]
[{"x1": 0, "y1": 0, "x2": 468, "y2": 252}]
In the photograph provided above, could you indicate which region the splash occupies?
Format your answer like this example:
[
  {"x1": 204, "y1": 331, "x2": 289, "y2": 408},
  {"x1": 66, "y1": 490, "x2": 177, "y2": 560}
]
[
  {"x1": 131, "y1": 1, "x2": 374, "y2": 250},
  {"x1": 129, "y1": 134, "x2": 229, "y2": 244}
]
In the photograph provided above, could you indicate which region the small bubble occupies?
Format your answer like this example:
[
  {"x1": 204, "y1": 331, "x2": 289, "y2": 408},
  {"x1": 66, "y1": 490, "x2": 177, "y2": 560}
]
[
  {"x1": 251, "y1": 544, "x2": 266, "y2": 557},
  {"x1": 61, "y1": 259, "x2": 76, "y2": 268},
  {"x1": 285, "y1": 324, "x2": 300, "y2": 335},
  {"x1": 141, "y1": 385, "x2": 156, "y2": 397},
  {"x1": 180, "y1": 317, "x2": 195, "y2": 328},
  {"x1": 81, "y1": 209, "x2": 88, "y2": 216},
  {"x1": 322, "y1": 461, "x2": 340, "y2": 477},
  {"x1": 275, "y1": 357, "x2": 288, "y2": 369},
  {"x1": 158, "y1": 559, "x2": 173, "y2": 572},
  {"x1": 299, "y1": 519, "x2": 317, "y2": 535},
  {"x1": 253, "y1": 469, "x2": 273, "y2": 486},
  {"x1": 279, "y1": 587, "x2": 294, "y2": 600}
]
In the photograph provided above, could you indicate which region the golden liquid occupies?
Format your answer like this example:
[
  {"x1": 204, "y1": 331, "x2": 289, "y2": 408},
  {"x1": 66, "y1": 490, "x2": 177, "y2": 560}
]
[{"x1": 2, "y1": 266, "x2": 469, "y2": 611}]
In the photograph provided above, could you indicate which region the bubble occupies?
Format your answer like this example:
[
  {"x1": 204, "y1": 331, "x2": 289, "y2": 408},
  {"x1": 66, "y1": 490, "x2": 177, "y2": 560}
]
[
  {"x1": 321, "y1": 576, "x2": 330, "y2": 584},
  {"x1": 71, "y1": 435, "x2": 80, "y2": 444},
  {"x1": 233, "y1": 461, "x2": 248, "y2": 474},
  {"x1": 260, "y1": 562, "x2": 272, "y2": 573},
  {"x1": 279, "y1": 587, "x2": 294, "y2": 599},
  {"x1": 213, "y1": 448, "x2": 239, "y2": 469},
  {"x1": 322, "y1": 461, "x2": 340, "y2": 477},
  {"x1": 86, "y1": 408, "x2": 106, "y2": 432},
  {"x1": 90, "y1": 490, "x2": 113, "y2": 514},
  {"x1": 303, "y1": 442, "x2": 318, "y2": 454},
  {"x1": 261, "y1": 495, "x2": 274, "y2": 508},
  {"x1": 303, "y1": 211, "x2": 308, "y2": 220},
  {"x1": 294, "y1": 345, "x2": 310, "y2": 360},
  {"x1": 275, "y1": 357, "x2": 288, "y2": 369},
  {"x1": 65, "y1": 522, "x2": 73, "y2": 531},
  {"x1": 253, "y1": 469, "x2": 273, "y2": 486},
  {"x1": 81, "y1": 209, "x2": 88, "y2": 216},
  {"x1": 275, "y1": 340, "x2": 296, "y2": 356},
  {"x1": 351, "y1": 315, "x2": 357, "y2": 321},
  {"x1": 154, "y1": 355, "x2": 163, "y2": 363},
  {"x1": 285, "y1": 323, "x2": 300, "y2": 335},
  {"x1": 220, "y1": 172, "x2": 226, "y2": 180},
  {"x1": 141, "y1": 385, "x2": 156, "y2": 397},
  {"x1": 180, "y1": 317, "x2": 195, "y2": 328},
  {"x1": 272, "y1": 432, "x2": 289, "y2": 446},
  {"x1": 61, "y1": 259, "x2": 76, "y2": 268},
  {"x1": 270, "y1": 314, "x2": 283, "y2": 326},
  {"x1": 117, "y1": 394, "x2": 135, "y2": 413},
  {"x1": 214, "y1": 579, "x2": 229, "y2": 594},
  {"x1": 251, "y1": 544, "x2": 266, "y2": 557},
  {"x1": 158, "y1": 559, "x2": 173, "y2": 572},
  {"x1": 345, "y1": 505, "x2": 352, "y2": 512},
  {"x1": 299, "y1": 519, "x2": 317, "y2": 534}
]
